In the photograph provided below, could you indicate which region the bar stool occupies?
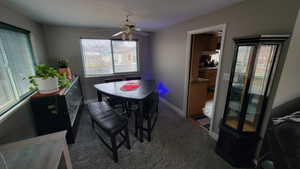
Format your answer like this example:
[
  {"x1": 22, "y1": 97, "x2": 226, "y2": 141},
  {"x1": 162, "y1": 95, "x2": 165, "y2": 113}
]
[{"x1": 88, "y1": 101, "x2": 130, "y2": 162}]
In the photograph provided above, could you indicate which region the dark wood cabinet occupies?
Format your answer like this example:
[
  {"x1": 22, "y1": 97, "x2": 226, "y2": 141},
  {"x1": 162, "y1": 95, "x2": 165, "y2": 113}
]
[
  {"x1": 30, "y1": 76, "x2": 83, "y2": 144},
  {"x1": 216, "y1": 35, "x2": 289, "y2": 168}
]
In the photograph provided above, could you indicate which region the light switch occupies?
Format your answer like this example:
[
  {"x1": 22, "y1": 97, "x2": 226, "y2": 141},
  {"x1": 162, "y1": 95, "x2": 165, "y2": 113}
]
[{"x1": 223, "y1": 73, "x2": 230, "y2": 81}]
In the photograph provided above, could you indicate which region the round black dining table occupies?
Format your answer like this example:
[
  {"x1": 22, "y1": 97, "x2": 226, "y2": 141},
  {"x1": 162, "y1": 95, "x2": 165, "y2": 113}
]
[{"x1": 94, "y1": 80, "x2": 157, "y2": 142}]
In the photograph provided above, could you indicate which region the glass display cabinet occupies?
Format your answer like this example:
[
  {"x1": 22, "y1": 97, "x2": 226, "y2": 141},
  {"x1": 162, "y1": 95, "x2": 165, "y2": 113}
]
[
  {"x1": 216, "y1": 35, "x2": 289, "y2": 168},
  {"x1": 30, "y1": 76, "x2": 83, "y2": 144}
]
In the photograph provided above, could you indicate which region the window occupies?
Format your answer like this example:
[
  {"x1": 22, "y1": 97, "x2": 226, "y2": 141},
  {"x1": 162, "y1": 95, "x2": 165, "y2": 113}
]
[
  {"x1": 0, "y1": 23, "x2": 35, "y2": 115},
  {"x1": 81, "y1": 39, "x2": 138, "y2": 77}
]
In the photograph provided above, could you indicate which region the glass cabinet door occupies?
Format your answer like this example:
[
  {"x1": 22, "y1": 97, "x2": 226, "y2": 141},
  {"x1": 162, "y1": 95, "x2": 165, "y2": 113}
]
[
  {"x1": 243, "y1": 45, "x2": 278, "y2": 132},
  {"x1": 65, "y1": 78, "x2": 82, "y2": 124},
  {"x1": 225, "y1": 46, "x2": 255, "y2": 130}
]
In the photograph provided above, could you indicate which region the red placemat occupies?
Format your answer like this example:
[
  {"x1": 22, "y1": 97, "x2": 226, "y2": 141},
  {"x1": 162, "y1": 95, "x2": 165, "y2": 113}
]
[{"x1": 120, "y1": 82, "x2": 140, "y2": 91}]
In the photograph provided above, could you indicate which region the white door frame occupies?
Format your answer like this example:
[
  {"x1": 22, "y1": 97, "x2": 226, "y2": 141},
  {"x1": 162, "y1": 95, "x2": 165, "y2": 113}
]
[{"x1": 183, "y1": 24, "x2": 227, "y2": 138}]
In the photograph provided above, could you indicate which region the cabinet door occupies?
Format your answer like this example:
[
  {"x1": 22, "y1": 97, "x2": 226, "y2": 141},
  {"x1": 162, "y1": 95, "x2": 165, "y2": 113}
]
[
  {"x1": 243, "y1": 45, "x2": 278, "y2": 132},
  {"x1": 65, "y1": 78, "x2": 82, "y2": 125},
  {"x1": 224, "y1": 46, "x2": 256, "y2": 130},
  {"x1": 188, "y1": 81, "x2": 208, "y2": 117}
]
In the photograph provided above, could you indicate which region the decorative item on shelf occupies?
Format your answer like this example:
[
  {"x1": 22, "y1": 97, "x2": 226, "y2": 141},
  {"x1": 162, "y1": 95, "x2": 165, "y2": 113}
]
[
  {"x1": 58, "y1": 57, "x2": 72, "y2": 80},
  {"x1": 27, "y1": 64, "x2": 71, "y2": 94}
]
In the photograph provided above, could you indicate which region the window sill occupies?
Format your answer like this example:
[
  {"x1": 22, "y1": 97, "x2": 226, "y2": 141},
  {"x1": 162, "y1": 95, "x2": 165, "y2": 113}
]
[
  {"x1": 0, "y1": 91, "x2": 37, "y2": 124},
  {"x1": 84, "y1": 72, "x2": 140, "y2": 78}
]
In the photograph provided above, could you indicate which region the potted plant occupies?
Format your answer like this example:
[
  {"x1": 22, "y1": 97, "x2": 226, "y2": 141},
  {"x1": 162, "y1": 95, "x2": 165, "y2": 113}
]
[
  {"x1": 58, "y1": 57, "x2": 72, "y2": 80},
  {"x1": 28, "y1": 64, "x2": 71, "y2": 94}
]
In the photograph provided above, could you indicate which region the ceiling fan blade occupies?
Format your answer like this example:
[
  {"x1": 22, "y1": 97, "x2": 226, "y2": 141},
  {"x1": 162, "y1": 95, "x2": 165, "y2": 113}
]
[{"x1": 112, "y1": 31, "x2": 123, "y2": 37}]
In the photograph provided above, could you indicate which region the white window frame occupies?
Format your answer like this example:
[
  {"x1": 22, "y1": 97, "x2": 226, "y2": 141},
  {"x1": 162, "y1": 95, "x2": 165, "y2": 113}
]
[{"x1": 80, "y1": 38, "x2": 140, "y2": 78}]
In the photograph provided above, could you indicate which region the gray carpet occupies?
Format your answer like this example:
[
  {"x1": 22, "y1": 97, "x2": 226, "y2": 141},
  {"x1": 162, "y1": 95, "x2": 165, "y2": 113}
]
[{"x1": 69, "y1": 103, "x2": 236, "y2": 169}]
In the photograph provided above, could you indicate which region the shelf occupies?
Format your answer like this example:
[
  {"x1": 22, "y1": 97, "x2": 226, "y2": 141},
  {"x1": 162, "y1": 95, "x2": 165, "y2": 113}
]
[
  {"x1": 200, "y1": 67, "x2": 218, "y2": 70},
  {"x1": 200, "y1": 50, "x2": 217, "y2": 55}
]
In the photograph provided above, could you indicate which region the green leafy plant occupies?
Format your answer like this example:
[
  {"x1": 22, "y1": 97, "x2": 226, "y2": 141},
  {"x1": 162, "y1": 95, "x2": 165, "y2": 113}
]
[
  {"x1": 57, "y1": 57, "x2": 69, "y2": 68},
  {"x1": 58, "y1": 72, "x2": 71, "y2": 89},
  {"x1": 28, "y1": 64, "x2": 71, "y2": 90}
]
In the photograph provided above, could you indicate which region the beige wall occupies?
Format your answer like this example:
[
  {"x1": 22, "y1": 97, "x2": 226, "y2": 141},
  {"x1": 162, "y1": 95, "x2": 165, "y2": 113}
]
[
  {"x1": 151, "y1": 0, "x2": 300, "y2": 134},
  {"x1": 274, "y1": 9, "x2": 300, "y2": 107},
  {"x1": 0, "y1": 4, "x2": 48, "y2": 144},
  {"x1": 42, "y1": 25, "x2": 153, "y2": 101}
]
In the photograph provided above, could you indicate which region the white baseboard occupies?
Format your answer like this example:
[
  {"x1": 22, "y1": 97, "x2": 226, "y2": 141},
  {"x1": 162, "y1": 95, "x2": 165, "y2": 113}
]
[
  {"x1": 159, "y1": 97, "x2": 185, "y2": 118},
  {"x1": 209, "y1": 131, "x2": 219, "y2": 141}
]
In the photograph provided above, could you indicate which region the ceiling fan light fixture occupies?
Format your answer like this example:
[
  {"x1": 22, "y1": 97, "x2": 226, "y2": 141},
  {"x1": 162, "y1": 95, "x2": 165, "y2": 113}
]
[
  {"x1": 112, "y1": 15, "x2": 144, "y2": 40},
  {"x1": 122, "y1": 33, "x2": 126, "y2": 40},
  {"x1": 128, "y1": 33, "x2": 133, "y2": 41}
]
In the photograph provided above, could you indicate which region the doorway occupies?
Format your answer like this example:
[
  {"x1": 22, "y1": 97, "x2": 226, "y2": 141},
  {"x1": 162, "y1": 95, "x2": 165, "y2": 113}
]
[{"x1": 184, "y1": 24, "x2": 226, "y2": 135}]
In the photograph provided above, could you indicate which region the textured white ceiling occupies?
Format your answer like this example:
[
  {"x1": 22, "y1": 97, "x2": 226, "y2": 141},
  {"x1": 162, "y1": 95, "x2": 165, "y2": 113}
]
[{"x1": 1, "y1": 0, "x2": 243, "y2": 30}]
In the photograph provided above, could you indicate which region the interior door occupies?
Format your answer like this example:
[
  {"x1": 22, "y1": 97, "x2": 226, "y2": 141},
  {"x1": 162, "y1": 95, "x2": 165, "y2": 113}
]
[{"x1": 187, "y1": 34, "x2": 208, "y2": 118}]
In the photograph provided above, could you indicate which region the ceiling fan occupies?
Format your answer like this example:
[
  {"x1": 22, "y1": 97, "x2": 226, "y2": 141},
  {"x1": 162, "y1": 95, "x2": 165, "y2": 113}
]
[{"x1": 112, "y1": 15, "x2": 148, "y2": 40}]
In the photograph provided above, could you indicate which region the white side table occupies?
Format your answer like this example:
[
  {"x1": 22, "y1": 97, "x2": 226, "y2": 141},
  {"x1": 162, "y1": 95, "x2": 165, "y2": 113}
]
[{"x1": 0, "y1": 131, "x2": 72, "y2": 169}]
